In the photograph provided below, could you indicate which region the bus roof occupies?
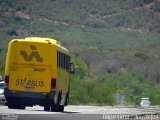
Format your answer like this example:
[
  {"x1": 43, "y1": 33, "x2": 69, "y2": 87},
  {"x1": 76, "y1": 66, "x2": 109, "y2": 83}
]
[
  {"x1": 25, "y1": 37, "x2": 60, "y2": 45},
  {"x1": 11, "y1": 37, "x2": 69, "y2": 54}
]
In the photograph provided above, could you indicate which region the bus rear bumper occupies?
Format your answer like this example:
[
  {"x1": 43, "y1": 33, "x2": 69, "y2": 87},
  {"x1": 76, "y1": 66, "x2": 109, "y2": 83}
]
[{"x1": 4, "y1": 88, "x2": 56, "y2": 106}]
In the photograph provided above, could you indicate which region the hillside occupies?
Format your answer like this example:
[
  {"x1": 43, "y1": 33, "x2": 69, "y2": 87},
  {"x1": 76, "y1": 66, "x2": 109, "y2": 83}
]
[{"x1": 0, "y1": 0, "x2": 160, "y2": 105}]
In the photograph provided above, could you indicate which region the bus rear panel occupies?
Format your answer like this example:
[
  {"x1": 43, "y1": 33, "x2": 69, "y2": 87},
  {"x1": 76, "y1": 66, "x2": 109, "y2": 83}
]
[{"x1": 4, "y1": 37, "x2": 71, "y2": 112}]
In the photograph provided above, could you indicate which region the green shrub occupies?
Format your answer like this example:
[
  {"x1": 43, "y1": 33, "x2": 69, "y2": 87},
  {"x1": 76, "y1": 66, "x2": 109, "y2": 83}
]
[
  {"x1": 153, "y1": 2, "x2": 160, "y2": 12},
  {"x1": 134, "y1": 52, "x2": 149, "y2": 60},
  {"x1": 0, "y1": 63, "x2": 5, "y2": 75}
]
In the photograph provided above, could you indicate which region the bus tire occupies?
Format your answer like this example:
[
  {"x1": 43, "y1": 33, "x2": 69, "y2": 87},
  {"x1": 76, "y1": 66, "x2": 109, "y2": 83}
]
[
  {"x1": 51, "y1": 91, "x2": 64, "y2": 112},
  {"x1": 8, "y1": 104, "x2": 16, "y2": 109},
  {"x1": 44, "y1": 106, "x2": 50, "y2": 111},
  {"x1": 8, "y1": 102, "x2": 25, "y2": 110},
  {"x1": 18, "y1": 105, "x2": 26, "y2": 110},
  {"x1": 51, "y1": 104, "x2": 64, "y2": 112},
  {"x1": 59, "y1": 105, "x2": 64, "y2": 112}
]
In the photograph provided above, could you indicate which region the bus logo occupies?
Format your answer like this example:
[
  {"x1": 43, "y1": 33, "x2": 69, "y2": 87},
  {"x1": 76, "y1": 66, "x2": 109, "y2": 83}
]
[{"x1": 20, "y1": 45, "x2": 43, "y2": 62}]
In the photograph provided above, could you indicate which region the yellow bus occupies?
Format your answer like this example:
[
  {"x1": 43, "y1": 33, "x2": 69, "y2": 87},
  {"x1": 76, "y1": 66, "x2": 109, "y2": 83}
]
[{"x1": 4, "y1": 37, "x2": 74, "y2": 112}]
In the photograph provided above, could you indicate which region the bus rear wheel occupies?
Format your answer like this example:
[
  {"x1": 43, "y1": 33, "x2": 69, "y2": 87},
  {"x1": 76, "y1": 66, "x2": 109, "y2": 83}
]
[
  {"x1": 59, "y1": 105, "x2": 64, "y2": 112},
  {"x1": 8, "y1": 103, "x2": 25, "y2": 110},
  {"x1": 51, "y1": 104, "x2": 64, "y2": 112},
  {"x1": 51, "y1": 92, "x2": 64, "y2": 112},
  {"x1": 44, "y1": 105, "x2": 50, "y2": 111}
]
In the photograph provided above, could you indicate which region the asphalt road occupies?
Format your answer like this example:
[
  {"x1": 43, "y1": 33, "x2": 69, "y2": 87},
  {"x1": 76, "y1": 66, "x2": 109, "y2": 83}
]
[{"x1": 0, "y1": 105, "x2": 160, "y2": 120}]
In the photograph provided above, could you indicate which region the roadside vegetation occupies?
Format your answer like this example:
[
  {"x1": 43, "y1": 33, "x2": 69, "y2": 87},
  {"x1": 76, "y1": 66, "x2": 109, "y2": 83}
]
[{"x1": 0, "y1": 0, "x2": 160, "y2": 105}]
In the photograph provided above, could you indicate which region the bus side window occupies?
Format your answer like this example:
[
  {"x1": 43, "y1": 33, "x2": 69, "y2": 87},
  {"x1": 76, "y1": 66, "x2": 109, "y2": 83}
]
[
  {"x1": 57, "y1": 52, "x2": 60, "y2": 68},
  {"x1": 57, "y1": 52, "x2": 59, "y2": 67},
  {"x1": 57, "y1": 51, "x2": 71, "y2": 72},
  {"x1": 62, "y1": 53, "x2": 64, "y2": 69},
  {"x1": 60, "y1": 52, "x2": 62, "y2": 68},
  {"x1": 64, "y1": 54, "x2": 66, "y2": 70}
]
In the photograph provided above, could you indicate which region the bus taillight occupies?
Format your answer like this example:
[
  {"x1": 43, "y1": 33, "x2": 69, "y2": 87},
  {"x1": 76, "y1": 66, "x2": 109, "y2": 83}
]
[
  {"x1": 51, "y1": 78, "x2": 56, "y2": 90},
  {"x1": 5, "y1": 75, "x2": 9, "y2": 87}
]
